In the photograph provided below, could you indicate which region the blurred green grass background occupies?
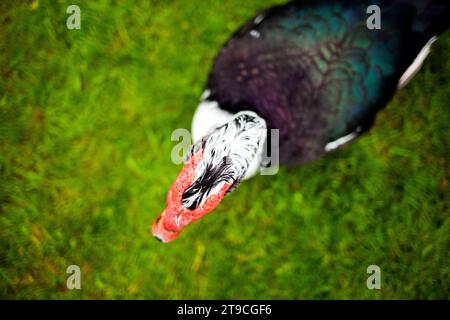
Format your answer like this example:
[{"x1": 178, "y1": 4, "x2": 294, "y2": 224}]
[{"x1": 0, "y1": 0, "x2": 449, "y2": 299}]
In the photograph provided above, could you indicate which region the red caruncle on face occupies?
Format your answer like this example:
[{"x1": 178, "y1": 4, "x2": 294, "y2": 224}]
[{"x1": 152, "y1": 150, "x2": 230, "y2": 243}]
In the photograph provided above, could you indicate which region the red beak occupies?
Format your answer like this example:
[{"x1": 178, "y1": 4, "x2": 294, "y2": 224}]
[{"x1": 152, "y1": 211, "x2": 181, "y2": 243}]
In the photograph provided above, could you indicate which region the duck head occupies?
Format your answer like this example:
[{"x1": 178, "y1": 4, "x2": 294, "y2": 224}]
[{"x1": 152, "y1": 111, "x2": 266, "y2": 243}]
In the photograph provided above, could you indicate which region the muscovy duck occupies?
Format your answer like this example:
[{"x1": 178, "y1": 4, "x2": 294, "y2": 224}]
[{"x1": 153, "y1": 0, "x2": 449, "y2": 242}]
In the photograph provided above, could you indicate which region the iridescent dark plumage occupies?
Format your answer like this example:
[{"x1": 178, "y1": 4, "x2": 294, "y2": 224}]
[{"x1": 206, "y1": 0, "x2": 449, "y2": 165}]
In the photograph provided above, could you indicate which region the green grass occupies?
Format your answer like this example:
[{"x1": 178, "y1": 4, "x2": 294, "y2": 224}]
[{"x1": 0, "y1": 0, "x2": 449, "y2": 299}]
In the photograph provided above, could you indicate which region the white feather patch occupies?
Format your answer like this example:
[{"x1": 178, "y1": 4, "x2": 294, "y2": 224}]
[
  {"x1": 192, "y1": 93, "x2": 267, "y2": 181},
  {"x1": 254, "y1": 15, "x2": 264, "y2": 25},
  {"x1": 325, "y1": 132, "x2": 358, "y2": 152},
  {"x1": 192, "y1": 95, "x2": 234, "y2": 143},
  {"x1": 398, "y1": 36, "x2": 438, "y2": 89},
  {"x1": 250, "y1": 30, "x2": 261, "y2": 38}
]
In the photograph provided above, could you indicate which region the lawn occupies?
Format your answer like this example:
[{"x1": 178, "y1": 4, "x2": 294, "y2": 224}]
[{"x1": 0, "y1": 0, "x2": 448, "y2": 299}]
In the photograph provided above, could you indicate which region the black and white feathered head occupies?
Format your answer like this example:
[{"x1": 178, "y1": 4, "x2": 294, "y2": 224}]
[{"x1": 152, "y1": 111, "x2": 266, "y2": 242}]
